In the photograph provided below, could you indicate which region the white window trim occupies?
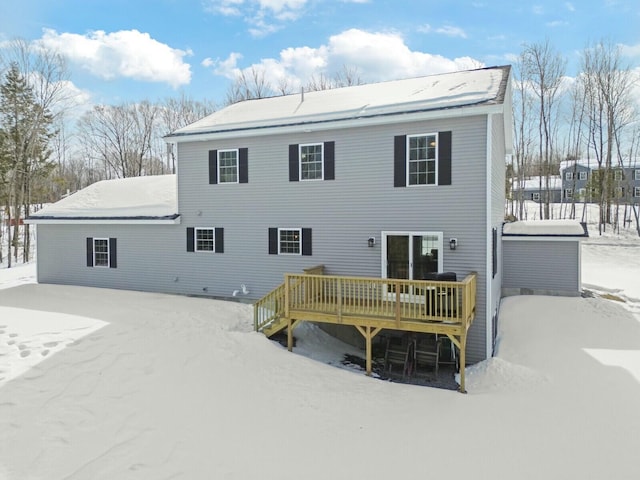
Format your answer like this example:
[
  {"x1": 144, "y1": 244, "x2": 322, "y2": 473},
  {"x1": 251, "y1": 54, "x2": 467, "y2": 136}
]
[
  {"x1": 634, "y1": 186, "x2": 640, "y2": 198},
  {"x1": 406, "y1": 133, "x2": 439, "y2": 187},
  {"x1": 218, "y1": 149, "x2": 239, "y2": 184},
  {"x1": 299, "y1": 143, "x2": 324, "y2": 181},
  {"x1": 614, "y1": 170, "x2": 623, "y2": 181},
  {"x1": 195, "y1": 227, "x2": 216, "y2": 252},
  {"x1": 578, "y1": 188, "x2": 586, "y2": 197},
  {"x1": 565, "y1": 172, "x2": 573, "y2": 180},
  {"x1": 93, "y1": 237, "x2": 110, "y2": 268},
  {"x1": 565, "y1": 188, "x2": 573, "y2": 199},
  {"x1": 578, "y1": 171, "x2": 588, "y2": 181},
  {"x1": 532, "y1": 192, "x2": 540, "y2": 201},
  {"x1": 635, "y1": 170, "x2": 640, "y2": 181},
  {"x1": 278, "y1": 227, "x2": 302, "y2": 255}
]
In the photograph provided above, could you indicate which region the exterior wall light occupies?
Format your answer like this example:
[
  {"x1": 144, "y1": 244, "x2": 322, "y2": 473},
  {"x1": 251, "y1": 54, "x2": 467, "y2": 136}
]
[
  {"x1": 368, "y1": 237, "x2": 376, "y2": 247},
  {"x1": 449, "y1": 238, "x2": 458, "y2": 250}
]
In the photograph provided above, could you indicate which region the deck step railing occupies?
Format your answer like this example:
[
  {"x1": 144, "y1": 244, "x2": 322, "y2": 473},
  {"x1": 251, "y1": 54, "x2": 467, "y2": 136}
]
[{"x1": 254, "y1": 282, "x2": 286, "y2": 333}]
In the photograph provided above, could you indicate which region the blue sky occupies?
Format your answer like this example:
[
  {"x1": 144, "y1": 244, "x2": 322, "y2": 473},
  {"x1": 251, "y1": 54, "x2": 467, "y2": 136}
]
[{"x1": 1, "y1": 0, "x2": 638, "y2": 107}]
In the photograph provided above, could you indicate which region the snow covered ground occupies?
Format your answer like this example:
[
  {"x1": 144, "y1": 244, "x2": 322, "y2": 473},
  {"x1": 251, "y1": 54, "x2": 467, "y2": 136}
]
[{"x1": 0, "y1": 218, "x2": 639, "y2": 479}]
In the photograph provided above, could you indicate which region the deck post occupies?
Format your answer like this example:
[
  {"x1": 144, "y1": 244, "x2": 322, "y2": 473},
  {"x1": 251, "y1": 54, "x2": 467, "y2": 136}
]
[
  {"x1": 355, "y1": 325, "x2": 382, "y2": 376},
  {"x1": 395, "y1": 281, "x2": 401, "y2": 327},
  {"x1": 459, "y1": 332, "x2": 467, "y2": 394},
  {"x1": 287, "y1": 318, "x2": 293, "y2": 352}
]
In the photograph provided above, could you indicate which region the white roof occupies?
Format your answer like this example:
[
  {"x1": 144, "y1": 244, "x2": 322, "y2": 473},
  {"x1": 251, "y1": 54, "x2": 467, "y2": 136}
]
[
  {"x1": 513, "y1": 176, "x2": 562, "y2": 190},
  {"x1": 560, "y1": 158, "x2": 639, "y2": 171},
  {"x1": 27, "y1": 175, "x2": 178, "y2": 224},
  {"x1": 167, "y1": 66, "x2": 510, "y2": 140},
  {"x1": 503, "y1": 219, "x2": 587, "y2": 237}
]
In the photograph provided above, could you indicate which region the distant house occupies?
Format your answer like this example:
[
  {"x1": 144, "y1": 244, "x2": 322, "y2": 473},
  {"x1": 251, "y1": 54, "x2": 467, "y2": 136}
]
[
  {"x1": 29, "y1": 66, "x2": 517, "y2": 374},
  {"x1": 511, "y1": 176, "x2": 562, "y2": 203},
  {"x1": 560, "y1": 159, "x2": 640, "y2": 204}
]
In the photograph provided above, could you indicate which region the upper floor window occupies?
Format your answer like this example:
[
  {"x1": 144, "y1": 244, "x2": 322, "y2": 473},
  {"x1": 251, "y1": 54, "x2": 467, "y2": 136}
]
[
  {"x1": 579, "y1": 171, "x2": 588, "y2": 181},
  {"x1": 208, "y1": 148, "x2": 248, "y2": 184},
  {"x1": 565, "y1": 171, "x2": 574, "y2": 180},
  {"x1": 634, "y1": 186, "x2": 640, "y2": 198},
  {"x1": 289, "y1": 142, "x2": 334, "y2": 182},
  {"x1": 407, "y1": 134, "x2": 437, "y2": 186},
  {"x1": 394, "y1": 131, "x2": 451, "y2": 187},
  {"x1": 635, "y1": 169, "x2": 640, "y2": 181},
  {"x1": 300, "y1": 144, "x2": 324, "y2": 180},
  {"x1": 532, "y1": 192, "x2": 540, "y2": 201},
  {"x1": 614, "y1": 170, "x2": 623, "y2": 181},
  {"x1": 218, "y1": 150, "x2": 238, "y2": 184}
]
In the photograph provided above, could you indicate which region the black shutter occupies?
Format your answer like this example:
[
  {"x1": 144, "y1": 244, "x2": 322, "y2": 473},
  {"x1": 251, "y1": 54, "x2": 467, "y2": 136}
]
[
  {"x1": 208, "y1": 150, "x2": 218, "y2": 184},
  {"x1": 109, "y1": 238, "x2": 117, "y2": 269},
  {"x1": 86, "y1": 237, "x2": 94, "y2": 267},
  {"x1": 302, "y1": 228, "x2": 312, "y2": 256},
  {"x1": 438, "y1": 131, "x2": 452, "y2": 185},
  {"x1": 215, "y1": 228, "x2": 224, "y2": 253},
  {"x1": 239, "y1": 148, "x2": 248, "y2": 184},
  {"x1": 268, "y1": 228, "x2": 278, "y2": 254},
  {"x1": 394, "y1": 135, "x2": 406, "y2": 187},
  {"x1": 289, "y1": 144, "x2": 299, "y2": 182},
  {"x1": 187, "y1": 227, "x2": 195, "y2": 252},
  {"x1": 324, "y1": 141, "x2": 335, "y2": 180}
]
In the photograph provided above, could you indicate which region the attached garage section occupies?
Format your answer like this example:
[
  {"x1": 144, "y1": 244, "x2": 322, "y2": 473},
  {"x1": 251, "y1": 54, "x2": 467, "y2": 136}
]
[{"x1": 502, "y1": 220, "x2": 588, "y2": 298}]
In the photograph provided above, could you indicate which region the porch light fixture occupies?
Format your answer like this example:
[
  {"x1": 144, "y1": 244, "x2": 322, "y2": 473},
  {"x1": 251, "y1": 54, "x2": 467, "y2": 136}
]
[
  {"x1": 367, "y1": 236, "x2": 376, "y2": 247},
  {"x1": 449, "y1": 238, "x2": 458, "y2": 250}
]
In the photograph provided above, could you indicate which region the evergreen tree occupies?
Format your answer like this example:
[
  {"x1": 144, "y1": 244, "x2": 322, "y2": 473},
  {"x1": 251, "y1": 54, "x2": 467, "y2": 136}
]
[{"x1": 0, "y1": 62, "x2": 54, "y2": 265}]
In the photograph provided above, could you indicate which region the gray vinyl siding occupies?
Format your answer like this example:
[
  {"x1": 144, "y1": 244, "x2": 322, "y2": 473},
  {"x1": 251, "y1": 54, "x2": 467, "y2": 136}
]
[
  {"x1": 502, "y1": 240, "x2": 581, "y2": 296},
  {"x1": 35, "y1": 224, "x2": 188, "y2": 294},
  {"x1": 177, "y1": 115, "x2": 491, "y2": 363}
]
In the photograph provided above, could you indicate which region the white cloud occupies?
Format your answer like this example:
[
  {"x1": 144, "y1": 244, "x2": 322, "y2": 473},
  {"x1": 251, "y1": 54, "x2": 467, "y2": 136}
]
[
  {"x1": 206, "y1": 28, "x2": 484, "y2": 90},
  {"x1": 37, "y1": 29, "x2": 192, "y2": 88},
  {"x1": 565, "y1": 2, "x2": 575, "y2": 12},
  {"x1": 206, "y1": 0, "x2": 307, "y2": 36},
  {"x1": 434, "y1": 25, "x2": 468, "y2": 39},
  {"x1": 620, "y1": 42, "x2": 640, "y2": 57}
]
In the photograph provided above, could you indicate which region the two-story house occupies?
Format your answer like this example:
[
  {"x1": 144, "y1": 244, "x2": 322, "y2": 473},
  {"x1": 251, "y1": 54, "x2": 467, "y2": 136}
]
[
  {"x1": 28, "y1": 65, "x2": 513, "y2": 374},
  {"x1": 560, "y1": 159, "x2": 640, "y2": 203}
]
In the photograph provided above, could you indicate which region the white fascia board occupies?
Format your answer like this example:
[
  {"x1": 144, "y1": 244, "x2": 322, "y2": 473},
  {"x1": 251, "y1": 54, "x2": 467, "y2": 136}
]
[
  {"x1": 502, "y1": 236, "x2": 585, "y2": 242},
  {"x1": 165, "y1": 104, "x2": 505, "y2": 144},
  {"x1": 25, "y1": 217, "x2": 182, "y2": 225}
]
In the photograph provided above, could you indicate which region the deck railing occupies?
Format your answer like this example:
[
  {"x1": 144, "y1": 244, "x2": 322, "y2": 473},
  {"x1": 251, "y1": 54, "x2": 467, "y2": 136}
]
[
  {"x1": 283, "y1": 273, "x2": 476, "y2": 329},
  {"x1": 255, "y1": 272, "x2": 477, "y2": 333}
]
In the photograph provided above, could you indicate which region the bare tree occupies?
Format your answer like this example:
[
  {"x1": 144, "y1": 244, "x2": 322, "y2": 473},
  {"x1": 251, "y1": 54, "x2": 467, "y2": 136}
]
[
  {"x1": 159, "y1": 94, "x2": 216, "y2": 173},
  {"x1": 520, "y1": 40, "x2": 566, "y2": 220},
  {"x1": 578, "y1": 40, "x2": 637, "y2": 233}
]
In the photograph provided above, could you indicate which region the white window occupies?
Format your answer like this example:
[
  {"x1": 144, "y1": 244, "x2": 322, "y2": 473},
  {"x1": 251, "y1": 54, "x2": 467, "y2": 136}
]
[
  {"x1": 578, "y1": 188, "x2": 587, "y2": 198},
  {"x1": 195, "y1": 228, "x2": 215, "y2": 251},
  {"x1": 93, "y1": 238, "x2": 110, "y2": 267},
  {"x1": 218, "y1": 149, "x2": 238, "y2": 184},
  {"x1": 579, "y1": 171, "x2": 588, "y2": 181},
  {"x1": 614, "y1": 170, "x2": 623, "y2": 181},
  {"x1": 615, "y1": 186, "x2": 625, "y2": 198},
  {"x1": 300, "y1": 144, "x2": 323, "y2": 180},
  {"x1": 532, "y1": 192, "x2": 540, "y2": 201},
  {"x1": 565, "y1": 188, "x2": 573, "y2": 199},
  {"x1": 635, "y1": 170, "x2": 640, "y2": 181},
  {"x1": 565, "y1": 172, "x2": 574, "y2": 180},
  {"x1": 407, "y1": 133, "x2": 437, "y2": 186},
  {"x1": 279, "y1": 228, "x2": 301, "y2": 255},
  {"x1": 635, "y1": 186, "x2": 640, "y2": 198}
]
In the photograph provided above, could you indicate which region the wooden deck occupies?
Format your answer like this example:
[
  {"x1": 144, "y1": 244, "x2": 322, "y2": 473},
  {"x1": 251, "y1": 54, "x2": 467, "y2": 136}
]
[{"x1": 254, "y1": 267, "x2": 477, "y2": 392}]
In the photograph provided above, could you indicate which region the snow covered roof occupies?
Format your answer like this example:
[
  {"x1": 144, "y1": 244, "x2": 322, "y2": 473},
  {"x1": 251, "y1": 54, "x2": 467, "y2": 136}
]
[
  {"x1": 166, "y1": 66, "x2": 511, "y2": 142},
  {"x1": 560, "y1": 159, "x2": 639, "y2": 171},
  {"x1": 26, "y1": 175, "x2": 179, "y2": 224},
  {"x1": 513, "y1": 176, "x2": 562, "y2": 191},
  {"x1": 503, "y1": 220, "x2": 588, "y2": 237}
]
